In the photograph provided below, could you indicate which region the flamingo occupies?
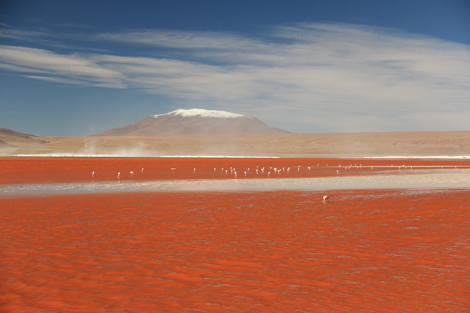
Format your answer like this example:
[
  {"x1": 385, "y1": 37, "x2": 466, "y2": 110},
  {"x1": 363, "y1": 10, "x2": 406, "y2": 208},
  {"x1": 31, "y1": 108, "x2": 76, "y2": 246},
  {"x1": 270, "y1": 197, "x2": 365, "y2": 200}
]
[
  {"x1": 323, "y1": 195, "x2": 329, "y2": 202},
  {"x1": 117, "y1": 172, "x2": 121, "y2": 179},
  {"x1": 141, "y1": 168, "x2": 144, "y2": 173},
  {"x1": 130, "y1": 171, "x2": 134, "y2": 177},
  {"x1": 194, "y1": 168, "x2": 196, "y2": 173},
  {"x1": 234, "y1": 171, "x2": 237, "y2": 179},
  {"x1": 92, "y1": 171, "x2": 95, "y2": 177},
  {"x1": 244, "y1": 171, "x2": 247, "y2": 177}
]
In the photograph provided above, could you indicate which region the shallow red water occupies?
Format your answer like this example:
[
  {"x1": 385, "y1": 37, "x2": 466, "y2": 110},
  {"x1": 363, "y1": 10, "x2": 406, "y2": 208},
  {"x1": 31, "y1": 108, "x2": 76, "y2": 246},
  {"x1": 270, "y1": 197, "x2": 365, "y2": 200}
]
[
  {"x1": 1, "y1": 157, "x2": 469, "y2": 312},
  {"x1": 1, "y1": 157, "x2": 468, "y2": 185},
  {"x1": 2, "y1": 189, "x2": 470, "y2": 312}
]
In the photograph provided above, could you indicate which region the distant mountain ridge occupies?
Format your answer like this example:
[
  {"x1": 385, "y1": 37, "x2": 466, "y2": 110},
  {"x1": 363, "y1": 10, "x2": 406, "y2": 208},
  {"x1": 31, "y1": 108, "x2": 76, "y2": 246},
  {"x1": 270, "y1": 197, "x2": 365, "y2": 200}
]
[
  {"x1": 92, "y1": 109, "x2": 290, "y2": 136},
  {"x1": 0, "y1": 128, "x2": 47, "y2": 147}
]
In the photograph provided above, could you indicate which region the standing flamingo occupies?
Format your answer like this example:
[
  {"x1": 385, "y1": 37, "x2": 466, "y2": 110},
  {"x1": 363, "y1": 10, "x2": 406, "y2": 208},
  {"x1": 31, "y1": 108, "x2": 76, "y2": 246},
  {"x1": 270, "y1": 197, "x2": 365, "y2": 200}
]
[{"x1": 323, "y1": 195, "x2": 329, "y2": 202}]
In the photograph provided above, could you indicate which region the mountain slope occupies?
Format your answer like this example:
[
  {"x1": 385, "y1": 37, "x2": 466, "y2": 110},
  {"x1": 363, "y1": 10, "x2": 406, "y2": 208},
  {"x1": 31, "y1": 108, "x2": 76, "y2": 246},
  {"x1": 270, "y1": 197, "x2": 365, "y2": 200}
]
[
  {"x1": 0, "y1": 128, "x2": 47, "y2": 145},
  {"x1": 93, "y1": 109, "x2": 290, "y2": 136}
]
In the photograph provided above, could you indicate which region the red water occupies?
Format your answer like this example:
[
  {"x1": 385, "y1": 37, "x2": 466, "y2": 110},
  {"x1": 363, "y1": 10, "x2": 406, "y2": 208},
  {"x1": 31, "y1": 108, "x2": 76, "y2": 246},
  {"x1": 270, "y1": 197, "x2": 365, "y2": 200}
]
[
  {"x1": 1, "y1": 157, "x2": 469, "y2": 312},
  {"x1": 1, "y1": 157, "x2": 468, "y2": 185}
]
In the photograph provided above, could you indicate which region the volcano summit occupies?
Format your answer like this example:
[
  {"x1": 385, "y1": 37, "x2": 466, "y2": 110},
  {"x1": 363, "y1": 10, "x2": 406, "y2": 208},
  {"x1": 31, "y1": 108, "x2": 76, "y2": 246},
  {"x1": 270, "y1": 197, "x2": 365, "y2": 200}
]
[{"x1": 93, "y1": 109, "x2": 290, "y2": 136}]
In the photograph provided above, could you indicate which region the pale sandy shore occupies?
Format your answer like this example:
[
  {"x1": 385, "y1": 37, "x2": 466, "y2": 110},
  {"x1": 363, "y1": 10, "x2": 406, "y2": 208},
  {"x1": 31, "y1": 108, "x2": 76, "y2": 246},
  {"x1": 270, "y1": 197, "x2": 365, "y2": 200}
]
[{"x1": 1, "y1": 130, "x2": 470, "y2": 157}]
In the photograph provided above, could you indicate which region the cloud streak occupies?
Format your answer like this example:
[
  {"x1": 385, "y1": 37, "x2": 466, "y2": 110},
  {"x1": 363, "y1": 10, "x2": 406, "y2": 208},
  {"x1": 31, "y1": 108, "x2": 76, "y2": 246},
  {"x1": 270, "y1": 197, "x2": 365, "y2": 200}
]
[{"x1": 1, "y1": 23, "x2": 469, "y2": 132}]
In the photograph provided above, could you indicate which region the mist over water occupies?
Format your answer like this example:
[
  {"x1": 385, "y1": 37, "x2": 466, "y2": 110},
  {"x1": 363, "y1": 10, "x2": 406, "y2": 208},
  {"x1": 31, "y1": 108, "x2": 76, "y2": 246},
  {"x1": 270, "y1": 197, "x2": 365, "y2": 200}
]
[{"x1": 2, "y1": 169, "x2": 469, "y2": 196}]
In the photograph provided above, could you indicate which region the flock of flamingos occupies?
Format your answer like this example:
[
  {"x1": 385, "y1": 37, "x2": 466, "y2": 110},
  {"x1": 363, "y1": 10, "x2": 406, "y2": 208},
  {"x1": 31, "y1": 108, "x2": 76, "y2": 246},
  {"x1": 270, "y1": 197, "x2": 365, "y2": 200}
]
[{"x1": 87, "y1": 162, "x2": 462, "y2": 203}]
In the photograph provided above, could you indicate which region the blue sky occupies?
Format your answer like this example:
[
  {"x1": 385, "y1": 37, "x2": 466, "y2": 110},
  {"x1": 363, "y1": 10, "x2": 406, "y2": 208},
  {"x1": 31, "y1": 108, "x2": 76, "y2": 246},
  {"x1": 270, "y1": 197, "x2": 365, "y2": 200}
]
[{"x1": 1, "y1": 0, "x2": 469, "y2": 136}]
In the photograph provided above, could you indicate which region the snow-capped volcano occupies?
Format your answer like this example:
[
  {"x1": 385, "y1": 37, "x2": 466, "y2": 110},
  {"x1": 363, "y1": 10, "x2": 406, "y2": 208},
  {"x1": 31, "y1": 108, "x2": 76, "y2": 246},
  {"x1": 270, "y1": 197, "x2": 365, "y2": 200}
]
[
  {"x1": 155, "y1": 109, "x2": 247, "y2": 119},
  {"x1": 93, "y1": 108, "x2": 289, "y2": 136}
]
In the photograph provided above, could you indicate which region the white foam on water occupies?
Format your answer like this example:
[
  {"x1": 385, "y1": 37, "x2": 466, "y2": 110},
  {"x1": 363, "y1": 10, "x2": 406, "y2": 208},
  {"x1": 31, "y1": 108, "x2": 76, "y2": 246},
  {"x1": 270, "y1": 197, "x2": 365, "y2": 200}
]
[{"x1": 1, "y1": 169, "x2": 469, "y2": 196}]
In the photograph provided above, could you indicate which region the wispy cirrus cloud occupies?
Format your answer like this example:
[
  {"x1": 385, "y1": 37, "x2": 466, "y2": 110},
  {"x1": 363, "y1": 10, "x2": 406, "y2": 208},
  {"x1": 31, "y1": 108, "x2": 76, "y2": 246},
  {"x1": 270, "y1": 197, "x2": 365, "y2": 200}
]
[
  {"x1": 0, "y1": 45, "x2": 124, "y2": 87},
  {"x1": 1, "y1": 23, "x2": 469, "y2": 132},
  {"x1": 91, "y1": 29, "x2": 270, "y2": 52}
]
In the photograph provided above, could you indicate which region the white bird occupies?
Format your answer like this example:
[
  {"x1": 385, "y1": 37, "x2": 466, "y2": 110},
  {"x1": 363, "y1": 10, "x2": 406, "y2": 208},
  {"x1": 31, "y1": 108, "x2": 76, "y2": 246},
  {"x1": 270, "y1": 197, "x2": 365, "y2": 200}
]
[
  {"x1": 194, "y1": 168, "x2": 196, "y2": 173},
  {"x1": 323, "y1": 195, "x2": 329, "y2": 202},
  {"x1": 117, "y1": 172, "x2": 121, "y2": 179},
  {"x1": 244, "y1": 171, "x2": 247, "y2": 177},
  {"x1": 92, "y1": 171, "x2": 95, "y2": 177},
  {"x1": 141, "y1": 168, "x2": 144, "y2": 173},
  {"x1": 234, "y1": 171, "x2": 237, "y2": 178},
  {"x1": 130, "y1": 171, "x2": 134, "y2": 177},
  {"x1": 268, "y1": 171, "x2": 271, "y2": 177},
  {"x1": 337, "y1": 170, "x2": 339, "y2": 175}
]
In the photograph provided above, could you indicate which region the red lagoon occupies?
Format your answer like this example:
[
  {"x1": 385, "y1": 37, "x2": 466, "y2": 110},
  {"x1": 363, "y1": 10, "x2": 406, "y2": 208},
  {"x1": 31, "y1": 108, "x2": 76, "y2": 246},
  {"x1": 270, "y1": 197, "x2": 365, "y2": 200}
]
[{"x1": 1, "y1": 157, "x2": 469, "y2": 312}]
